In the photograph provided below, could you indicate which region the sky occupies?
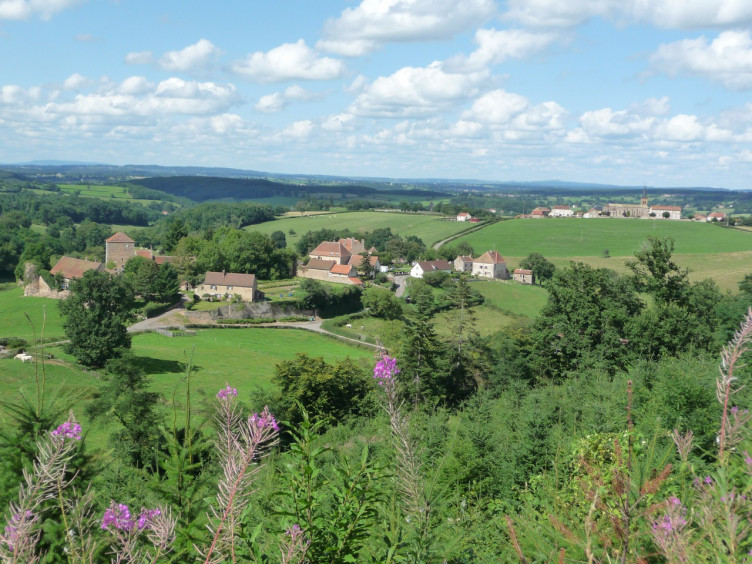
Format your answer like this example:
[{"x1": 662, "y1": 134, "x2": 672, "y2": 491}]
[{"x1": 2, "y1": 1, "x2": 752, "y2": 188}]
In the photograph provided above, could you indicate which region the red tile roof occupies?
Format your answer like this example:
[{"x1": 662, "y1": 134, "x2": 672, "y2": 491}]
[
  {"x1": 475, "y1": 250, "x2": 506, "y2": 264},
  {"x1": 350, "y1": 254, "x2": 379, "y2": 267},
  {"x1": 136, "y1": 249, "x2": 153, "y2": 258},
  {"x1": 330, "y1": 264, "x2": 355, "y2": 275},
  {"x1": 338, "y1": 237, "x2": 365, "y2": 253},
  {"x1": 348, "y1": 277, "x2": 364, "y2": 286},
  {"x1": 552, "y1": 205, "x2": 571, "y2": 209},
  {"x1": 203, "y1": 271, "x2": 256, "y2": 288},
  {"x1": 306, "y1": 258, "x2": 336, "y2": 271},
  {"x1": 310, "y1": 241, "x2": 350, "y2": 258},
  {"x1": 50, "y1": 256, "x2": 102, "y2": 279},
  {"x1": 106, "y1": 232, "x2": 134, "y2": 243},
  {"x1": 709, "y1": 212, "x2": 725, "y2": 218},
  {"x1": 651, "y1": 205, "x2": 682, "y2": 211},
  {"x1": 514, "y1": 268, "x2": 533, "y2": 275}
]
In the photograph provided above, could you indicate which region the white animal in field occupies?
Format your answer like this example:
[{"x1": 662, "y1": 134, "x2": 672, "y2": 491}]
[
  {"x1": 345, "y1": 323, "x2": 352, "y2": 328},
  {"x1": 14, "y1": 353, "x2": 33, "y2": 362}
]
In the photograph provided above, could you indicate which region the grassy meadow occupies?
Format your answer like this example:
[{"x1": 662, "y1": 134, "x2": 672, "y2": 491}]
[
  {"x1": 247, "y1": 211, "x2": 475, "y2": 246},
  {"x1": 456, "y1": 219, "x2": 752, "y2": 292},
  {"x1": 1, "y1": 327, "x2": 374, "y2": 449},
  {"x1": 0, "y1": 286, "x2": 66, "y2": 341}
]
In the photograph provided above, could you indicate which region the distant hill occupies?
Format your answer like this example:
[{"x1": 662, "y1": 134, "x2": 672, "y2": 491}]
[{"x1": 129, "y1": 175, "x2": 448, "y2": 202}]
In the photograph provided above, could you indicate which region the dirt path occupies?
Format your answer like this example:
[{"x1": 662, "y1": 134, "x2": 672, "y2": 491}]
[{"x1": 431, "y1": 218, "x2": 502, "y2": 250}]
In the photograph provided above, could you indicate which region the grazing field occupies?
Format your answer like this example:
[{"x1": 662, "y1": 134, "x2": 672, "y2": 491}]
[
  {"x1": 470, "y1": 279, "x2": 549, "y2": 318},
  {"x1": 247, "y1": 211, "x2": 475, "y2": 246},
  {"x1": 456, "y1": 219, "x2": 752, "y2": 292},
  {"x1": 0, "y1": 286, "x2": 65, "y2": 341},
  {"x1": 2, "y1": 327, "x2": 374, "y2": 449},
  {"x1": 59, "y1": 184, "x2": 132, "y2": 199}
]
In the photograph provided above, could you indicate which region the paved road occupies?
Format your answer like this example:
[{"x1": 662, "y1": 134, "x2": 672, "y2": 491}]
[{"x1": 393, "y1": 275, "x2": 408, "y2": 298}]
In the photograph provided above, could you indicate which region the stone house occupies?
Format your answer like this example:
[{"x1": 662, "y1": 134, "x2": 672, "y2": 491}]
[
  {"x1": 309, "y1": 241, "x2": 351, "y2": 265},
  {"x1": 650, "y1": 205, "x2": 682, "y2": 220},
  {"x1": 549, "y1": 205, "x2": 573, "y2": 217},
  {"x1": 472, "y1": 250, "x2": 509, "y2": 279},
  {"x1": 454, "y1": 255, "x2": 473, "y2": 272},
  {"x1": 199, "y1": 271, "x2": 259, "y2": 302},
  {"x1": 513, "y1": 268, "x2": 534, "y2": 284},
  {"x1": 50, "y1": 256, "x2": 104, "y2": 289},
  {"x1": 105, "y1": 232, "x2": 136, "y2": 269}
]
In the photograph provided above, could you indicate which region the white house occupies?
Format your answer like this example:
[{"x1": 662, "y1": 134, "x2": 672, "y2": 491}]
[
  {"x1": 650, "y1": 205, "x2": 682, "y2": 220},
  {"x1": 456, "y1": 212, "x2": 472, "y2": 222},
  {"x1": 471, "y1": 250, "x2": 509, "y2": 279},
  {"x1": 549, "y1": 205, "x2": 573, "y2": 217},
  {"x1": 707, "y1": 212, "x2": 726, "y2": 222},
  {"x1": 410, "y1": 260, "x2": 453, "y2": 278}
]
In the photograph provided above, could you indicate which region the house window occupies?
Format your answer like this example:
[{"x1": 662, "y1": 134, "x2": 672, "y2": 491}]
[
  {"x1": 228, "y1": 286, "x2": 233, "y2": 290},
  {"x1": 211, "y1": 285, "x2": 217, "y2": 290}
]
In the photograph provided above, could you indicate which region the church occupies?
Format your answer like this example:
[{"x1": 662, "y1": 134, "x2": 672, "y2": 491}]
[{"x1": 605, "y1": 188, "x2": 681, "y2": 219}]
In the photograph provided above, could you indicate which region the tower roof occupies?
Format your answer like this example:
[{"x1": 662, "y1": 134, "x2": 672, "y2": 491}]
[{"x1": 106, "y1": 232, "x2": 134, "y2": 243}]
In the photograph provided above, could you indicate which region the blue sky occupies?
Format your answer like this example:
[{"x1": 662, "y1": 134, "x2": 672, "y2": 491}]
[{"x1": 2, "y1": 0, "x2": 752, "y2": 188}]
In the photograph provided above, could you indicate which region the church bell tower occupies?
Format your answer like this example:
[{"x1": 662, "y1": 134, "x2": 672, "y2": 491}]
[{"x1": 641, "y1": 185, "x2": 648, "y2": 208}]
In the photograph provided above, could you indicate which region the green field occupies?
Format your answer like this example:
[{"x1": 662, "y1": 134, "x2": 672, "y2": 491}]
[
  {"x1": 455, "y1": 219, "x2": 752, "y2": 292},
  {"x1": 59, "y1": 184, "x2": 131, "y2": 199},
  {"x1": 1, "y1": 327, "x2": 374, "y2": 449},
  {"x1": 247, "y1": 211, "x2": 476, "y2": 246},
  {"x1": 456, "y1": 218, "x2": 752, "y2": 257},
  {"x1": 470, "y1": 279, "x2": 549, "y2": 318},
  {"x1": 0, "y1": 286, "x2": 66, "y2": 341}
]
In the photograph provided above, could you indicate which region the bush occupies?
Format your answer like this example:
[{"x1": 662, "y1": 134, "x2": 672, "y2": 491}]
[
  {"x1": 216, "y1": 318, "x2": 275, "y2": 325},
  {"x1": 143, "y1": 302, "x2": 172, "y2": 318}
]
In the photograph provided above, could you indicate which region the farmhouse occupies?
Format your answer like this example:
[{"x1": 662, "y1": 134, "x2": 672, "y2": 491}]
[
  {"x1": 339, "y1": 237, "x2": 366, "y2": 255},
  {"x1": 410, "y1": 260, "x2": 453, "y2": 278},
  {"x1": 350, "y1": 254, "x2": 381, "y2": 277},
  {"x1": 50, "y1": 256, "x2": 104, "y2": 289},
  {"x1": 707, "y1": 212, "x2": 726, "y2": 222},
  {"x1": 513, "y1": 268, "x2": 534, "y2": 284},
  {"x1": 457, "y1": 212, "x2": 472, "y2": 222},
  {"x1": 199, "y1": 271, "x2": 260, "y2": 302},
  {"x1": 454, "y1": 255, "x2": 473, "y2": 272},
  {"x1": 309, "y1": 241, "x2": 351, "y2": 265},
  {"x1": 472, "y1": 250, "x2": 509, "y2": 279},
  {"x1": 549, "y1": 205, "x2": 573, "y2": 217},
  {"x1": 651, "y1": 205, "x2": 682, "y2": 220},
  {"x1": 530, "y1": 207, "x2": 550, "y2": 218}
]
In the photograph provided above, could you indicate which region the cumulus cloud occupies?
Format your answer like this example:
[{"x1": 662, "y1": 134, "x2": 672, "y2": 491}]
[
  {"x1": 504, "y1": 0, "x2": 752, "y2": 29},
  {"x1": 650, "y1": 30, "x2": 752, "y2": 90},
  {"x1": 318, "y1": 0, "x2": 495, "y2": 55},
  {"x1": 254, "y1": 85, "x2": 319, "y2": 113},
  {"x1": 281, "y1": 120, "x2": 314, "y2": 139},
  {"x1": 463, "y1": 89, "x2": 567, "y2": 131},
  {"x1": 0, "y1": 0, "x2": 82, "y2": 21},
  {"x1": 321, "y1": 112, "x2": 355, "y2": 131},
  {"x1": 350, "y1": 62, "x2": 489, "y2": 118},
  {"x1": 231, "y1": 40, "x2": 345, "y2": 83},
  {"x1": 74, "y1": 33, "x2": 101, "y2": 42},
  {"x1": 158, "y1": 39, "x2": 221, "y2": 73},
  {"x1": 445, "y1": 28, "x2": 558, "y2": 72},
  {"x1": 62, "y1": 73, "x2": 91, "y2": 91}
]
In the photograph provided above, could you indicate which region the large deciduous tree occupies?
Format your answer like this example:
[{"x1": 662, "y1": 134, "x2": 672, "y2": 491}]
[
  {"x1": 59, "y1": 269, "x2": 134, "y2": 367},
  {"x1": 519, "y1": 252, "x2": 556, "y2": 286}
]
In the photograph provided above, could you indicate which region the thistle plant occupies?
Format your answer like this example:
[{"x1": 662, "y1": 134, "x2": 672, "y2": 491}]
[
  {"x1": 201, "y1": 384, "x2": 279, "y2": 564},
  {"x1": 0, "y1": 413, "x2": 81, "y2": 563}
]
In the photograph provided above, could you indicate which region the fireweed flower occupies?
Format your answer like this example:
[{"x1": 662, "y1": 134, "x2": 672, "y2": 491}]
[
  {"x1": 51, "y1": 421, "x2": 82, "y2": 441},
  {"x1": 250, "y1": 407, "x2": 280, "y2": 432},
  {"x1": 373, "y1": 354, "x2": 400, "y2": 385},
  {"x1": 216, "y1": 384, "x2": 238, "y2": 400},
  {"x1": 137, "y1": 508, "x2": 161, "y2": 531},
  {"x1": 101, "y1": 503, "x2": 134, "y2": 532}
]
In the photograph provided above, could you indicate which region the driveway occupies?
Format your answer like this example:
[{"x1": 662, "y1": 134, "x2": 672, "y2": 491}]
[{"x1": 393, "y1": 275, "x2": 408, "y2": 298}]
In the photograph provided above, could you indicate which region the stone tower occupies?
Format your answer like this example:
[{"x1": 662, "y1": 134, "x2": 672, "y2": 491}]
[
  {"x1": 641, "y1": 185, "x2": 648, "y2": 208},
  {"x1": 105, "y1": 232, "x2": 136, "y2": 269}
]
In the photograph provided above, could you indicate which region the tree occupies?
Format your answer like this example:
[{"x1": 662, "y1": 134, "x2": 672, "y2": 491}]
[
  {"x1": 626, "y1": 237, "x2": 689, "y2": 306},
  {"x1": 86, "y1": 353, "x2": 163, "y2": 469},
  {"x1": 519, "y1": 252, "x2": 556, "y2": 286},
  {"x1": 361, "y1": 287, "x2": 403, "y2": 320},
  {"x1": 59, "y1": 269, "x2": 134, "y2": 367},
  {"x1": 739, "y1": 273, "x2": 752, "y2": 296},
  {"x1": 662, "y1": 211, "x2": 670, "y2": 219},
  {"x1": 529, "y1": 263, "x2": 643, "y2": 379},
  {"x1": 270, "y1": 230, "x2": 287, "y2": 249},
  {"x1": 123, "y1": 256, "x2": 160, "y2": 299},
  {"x1": 164, "y1": 218, "x2": 188, "y2": 252}
]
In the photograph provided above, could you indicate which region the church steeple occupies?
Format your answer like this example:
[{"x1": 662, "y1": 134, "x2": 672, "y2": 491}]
[{"x1": 641, "y1": 185, "x2": 648, "y2": 208}]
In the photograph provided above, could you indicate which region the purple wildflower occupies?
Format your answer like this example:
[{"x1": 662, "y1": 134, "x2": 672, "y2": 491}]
[
  {"x1": 101, "y1": 503, "x2": 134, "y2": 532},
  {"x1": 137, "y1": 508, "x2": 161, "y2": 531},
  {"x1": 704, "y1": 476, "x2": 713, "y2": 485},
  {"x1": 216, "y1": 384, "x2": 238, "y2": 400},
  {"x1": 51, "y1": 421, "x2": 82, "y2": 441},
  {"x1": 373, "y1": 354, "x2": 400, "y2": 386},
  {"x1": 744, "y1": 451, "x2": 752, "y2": 466},
  {"x1": 250, "y1": 407, "x2": 279, "y2": 432},
  {"x1": 668, "y1": 496, "x2": 682, "y2": 506},
  {"x1": 732, "y1": 406, "x2": 739, "y2": 414}
]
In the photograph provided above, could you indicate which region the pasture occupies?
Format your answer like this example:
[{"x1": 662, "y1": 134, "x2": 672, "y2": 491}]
[
  {"x1": 247, "y1": 211, "x2": 475, "y2": 246},
  {"x1": 0, "y1": 286, "x2": 66, "y2": 341},
  {"x1": 456, "y1": 219, "x2": 752, "y2": 292},
  {"x1": 1, "y1": 327, "x2": 374, "y2": 449}
]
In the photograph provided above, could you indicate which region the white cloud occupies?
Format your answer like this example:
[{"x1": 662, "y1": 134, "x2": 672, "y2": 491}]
[
  {"x1": 158, "y1": 39, "x2": 221, "y2": 73},
  {"x1": 321, "y1": 113, "x2": 355, "y2": 131},
  {"x1": 650, "y1": 30, "x2": 752, "y2": 90},
  {"x1": 445, "y1": 28, "x2": 558, "y2": 72},
  {"x1": 504, "y1": 0, "x2": 752, "y2": 29},
  {"x1": 578, "y1": 107, "x2": 655, "y2": 137},
  {"x1": 231, "y1": 40, "x2": 345, "y2": 83},
  {"x1": 629, "y1": 96, "x2": 671, "y2": 116},
  {"x1": 319, "y1": 0, "x2": 495, "y2": 55},
  {"x1": 62, "y1": 73, "x2": 91, "y2": 91},
  {"x1": 255, "y1": 93, "x2": 286, "y2": 113},
  {"x1": 284, "y1": 85, "x2": 317, "y2": 101},
  {"x1": 0, "y1": 0, "x2": 81, "y2": 21},
  {"x1": 74, "y1": 33, "x2": 101, "y2": 42},
  {"x1": 350, "y1": 62, "x2": 489, "y2": 118},
  {"x1": 463, "y1": 89, "x2": 567, "y2": 131},
  {"x1": 118, "y1": 76, "x2": 152, "y2": 95},
  {"x1": 655, "y1": 114, "x2": 705, "y2": 141},
  {"x1": 125, "y1": 51, "x2": 154, "y2": 65},
  {"x1": 281, "y1": 120, "x2": 314, "y2": 139}
]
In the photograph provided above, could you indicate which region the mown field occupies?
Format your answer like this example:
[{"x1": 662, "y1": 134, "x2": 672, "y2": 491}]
[
  {"x1": 456, "y1": 219, "x2": 752, "y2": 292},
  {"x1": 29, "y1": 184, "x2": 167, "y2": 208},
  {"x1": 1, "y1": 327, "x2": 374, "y2": 449},
  {"x1": 0, "y1": 286, "x2": 66, "y2": 341},
  {"x1": 247, "y1": 211, "x2": 476, "y2": 246}
]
